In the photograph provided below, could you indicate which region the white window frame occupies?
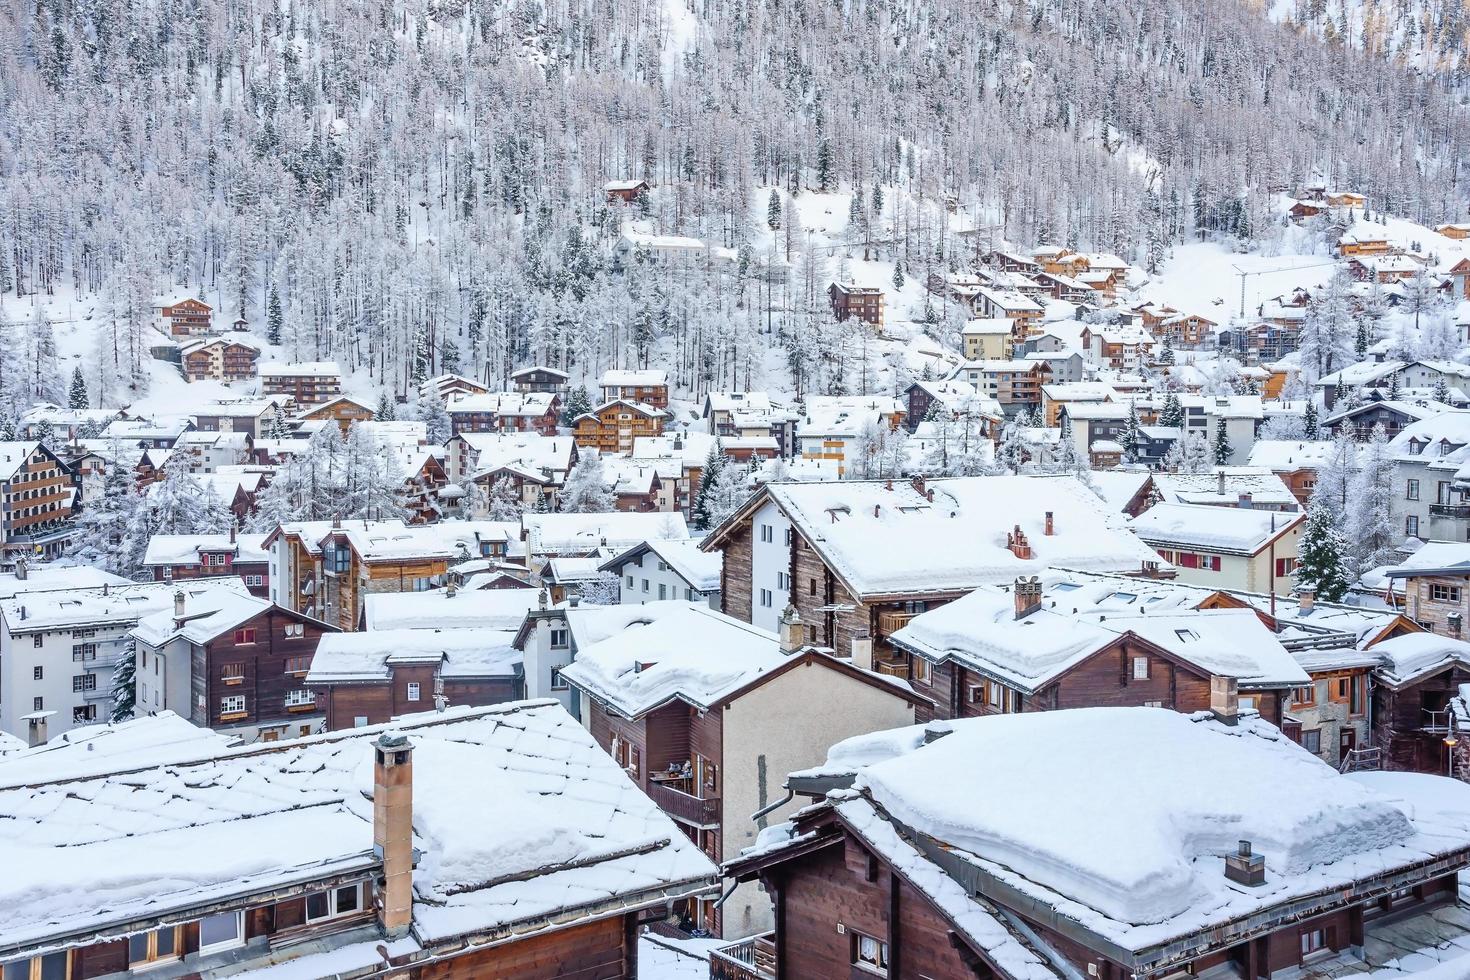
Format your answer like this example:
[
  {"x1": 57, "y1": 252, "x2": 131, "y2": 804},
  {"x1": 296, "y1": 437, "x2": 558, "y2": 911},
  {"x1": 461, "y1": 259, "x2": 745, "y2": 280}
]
[
  {"x1": 406, "y1": 682, "x2": 421, "y2": 702},
  {"x1": 284, "y1": 689, "x2": 314, "y2": 708},
  {"x1": 305, "y1": 882, "x2": 364, "y2": 923},
  {"x1": 197, "y1": 911, "x2": 245, "y2": 955},
  {"x1": 220, "y1": 694, "x2": 246, "y2": 715}
]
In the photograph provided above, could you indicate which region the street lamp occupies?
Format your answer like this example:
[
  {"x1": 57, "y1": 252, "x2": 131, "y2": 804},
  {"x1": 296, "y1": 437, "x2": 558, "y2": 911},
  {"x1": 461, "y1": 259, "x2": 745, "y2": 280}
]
[{"x1": 1445, "y1": 712, "x2": 1458, "y2": 778}]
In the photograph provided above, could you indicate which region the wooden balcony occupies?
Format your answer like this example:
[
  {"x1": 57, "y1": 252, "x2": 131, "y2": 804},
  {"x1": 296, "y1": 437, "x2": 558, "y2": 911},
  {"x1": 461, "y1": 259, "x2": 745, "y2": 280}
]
[
  {"x1": 710, "y1": 933, "x2": 777, "y2": 980},
  {"x1": 873, "y1": 658, "x2": 910, "y2": 678},
  {"x1": 874, "y1": 610, "x2": 916, "y2": 636},
  {"x1": 647, "y1": 777, "x2": 719, "y2": 828}
]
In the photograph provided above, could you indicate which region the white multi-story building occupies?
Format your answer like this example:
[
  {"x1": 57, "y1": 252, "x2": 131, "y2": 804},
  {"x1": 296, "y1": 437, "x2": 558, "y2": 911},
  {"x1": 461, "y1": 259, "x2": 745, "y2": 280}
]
[
  {"x1": 0, "y1": 580, "x2": 236, "y2": 744},
  {"x1": 599, "y1": 538, "x2": 723, "y2": 608}
]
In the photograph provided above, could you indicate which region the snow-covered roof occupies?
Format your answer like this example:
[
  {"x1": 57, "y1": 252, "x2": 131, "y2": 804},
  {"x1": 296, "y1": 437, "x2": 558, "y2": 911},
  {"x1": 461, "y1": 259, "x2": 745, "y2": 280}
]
[
  {"x1": 1150, "y1": 469, "x2": 1299, "y2": 509},
  {"x1": 131, "y1": 584, "x2": 278, "y2": 647},
  {"x1": 703, "y1": 391, "x2": 775, "y2": 414},
  {"x1": 0, "y1": 565, "x2": 130, "y2": 601},
  {"x1": 257, "y1": 360, "x2": 342, "y2": 378},
  {"x1": 600, "y1": 369, "x2": 669, "y2": 387},
  {"x1": 846, "y1": 708, "x2": 1470, "y2": 949},
  {"x1": 446, "y1": 391, "x2": 557, "y2": 417},
  {"x1": 600, "y1": 538, "x2": 722, "y2": 593},
  {"x1": 1384, "y1": 542, "x2": 1470, "y2": 578},
  {"x1": 0, "y1": 701, "x2": 717, "y2": 953},
  {"x1": 0, "y1": 579, "x2": 250, "y2": 635},
  {"x1": 892, "y1": 590, "x2": 1306, "y2": 692},
  {"x1": 509, "y1": 365, "x2": 570, "y2": 381},
  {"x1": 1131, "y1": 502, "x2": 1302, "y2": 555},
  {"x1": 1247, "y1": 440, "x2": 1338, "y2": 470},
  {"x1": 0, "y1": 711, "x2": 236, "y2": 785},
  {"x1": 306, "y1": 628, "x2": 520, "y2": 684},
  {"x1": 523, "y1": 511, "x2": 689, "y2": 556},
  {"x1": 1372, "y1": 633, "x2": 1470, "y2": 686},
  {"x1": 458, "y1": 431, "x2": 576, "y2": 478},
  {"x1": 960, "y1": 317, "x2": 1014, "y2": 336},
  {"x1": 364, "y1": 586, "x2": 544, "y2": 631},
  {"x1": 1085, "y1": 470, "x2": 1152, "y2": 513},
  {"x1": 141, "y1": 533, "x2": 269, "y2": 567},
  {"x1": 559, "y1": 604, "x2": 788, "y2": 717},
  {"x1": 1176, "y1": 394, "x2": 1265, "y2": 419},
  {"x1": 0, "y1": 442, "x2": 42, "y2": 482},
  {"x1": 721, "y1": 476, "x2": 1165, "y2": 599},
  {"x1": 1316, "y1": 359, "x2": 1408, "y2": 389}
]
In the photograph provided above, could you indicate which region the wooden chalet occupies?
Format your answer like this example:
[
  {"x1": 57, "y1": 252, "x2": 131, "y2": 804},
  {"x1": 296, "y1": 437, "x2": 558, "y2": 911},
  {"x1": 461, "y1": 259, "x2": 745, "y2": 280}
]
[
  {"x1": 155, "y1": 296, "x2": 214, "y2": 336},
  {"x1": 258, "y1": 361, "x2": 343, "y2": 405},
  {"x1": 605, "y1": 178, "x2": 651, "y2": 202},
  {"x1": 141, "y1": 530, "x2": 270, "y2": 596},
  {"x1": 0, "y1": 441, "x2": 79, "y2": 559},
  {"x1": 294, "y1": 395, "x2": 375, "y2": 433},
  {"x1": 180, "y1": 337, "x2": 260, "y2": 382},
  {"x1": 828, "y1": 282, "x2": 886, "y2": 328},
  {"x1": 446, "y1": 392, "x2": 560, "y2": 437},
  {"x1": 511, "y1": 365, "x2": 572, "y2": 394},
  {"x1": 600, "y1": 369, "x2": 670, "y2": 409},
  {"x1": 573, "y1": 399, "x2": 667, "y2": 454}
]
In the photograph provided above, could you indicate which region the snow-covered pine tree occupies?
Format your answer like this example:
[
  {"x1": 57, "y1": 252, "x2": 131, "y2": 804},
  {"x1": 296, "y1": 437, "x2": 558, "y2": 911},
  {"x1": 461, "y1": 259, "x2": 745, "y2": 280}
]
[
  {"x1": 416, "y1": 390, "x2": 452, "y2": 445},
  {"x1": 1343, "y1": 423, "x2": 1399, "y2": 574},
  {"x1": 109, "y1": 638, "x2": 137, "y2": 723},
  {"x1": 561, "y1": 386, "x2": 592, "y2": 427},
  {"x1": 1158, "y1": 392, "x2": 1184, "y2": 428},
  {"x1": 1212, "y1": 421, "x2": 1233, "y2": 465},
  {"x1": 558, "y1": 452, "x2": 615, "y2": 513},
  {"x1": 704, "y1": 456, "x2": 751, "y2": 527},
  {"x1": 1122, "y1": 400, "x2": 1142, "y2": 461},
  {"x1": 997, "y1": 421, "x2": 1026, "y2": 473},
  {"x1": 68, "y1": 447, "x2": 138, "y2": 575},
  {"x1": 68, "y1": 366, "x2": 88, "y2": 409},
  {"x1": 767, "y1": 189, "x2": 782, "y2": 230},
  {"x1": 1297, "y1": 501, "x2": 1350, "y2": 603},
  {"x1": 376, "y1": 393, "x2": 396, "y2": 421},
  {"x1": 891, "y1": 262, "x2": 904, "y2": 291},
  {"x1": 1303, "y1": 400, "x2": 1320, "y2": 439},
  {"x1": 1434, "y1": 376, "x2": 1452, "y2": 405},
  {"x1": 1162, "y1": 432, "x2": 1212, "y2": 474},
  {"x1": 1158, "y1": 333, "x2": 1175, "y2": 366},
  {"x1": 1310, "y1": 430, "x2": 1360, "y2": 527},
  {"x1": 267, "y1": 286, "x2": 283, "y2": 346},
  {"x1": 486, "y1": 476, "x2": 524, "y2": 520},
  {"x1": 693, "y1": 443, "x2": 726, "y2": 529}
]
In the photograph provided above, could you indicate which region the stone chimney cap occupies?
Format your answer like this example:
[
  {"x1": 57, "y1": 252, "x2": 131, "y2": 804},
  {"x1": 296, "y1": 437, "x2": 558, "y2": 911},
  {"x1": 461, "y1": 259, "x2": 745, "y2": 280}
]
[{"x1": 376, "y1": 731, "x2": 411, "y2": 749}]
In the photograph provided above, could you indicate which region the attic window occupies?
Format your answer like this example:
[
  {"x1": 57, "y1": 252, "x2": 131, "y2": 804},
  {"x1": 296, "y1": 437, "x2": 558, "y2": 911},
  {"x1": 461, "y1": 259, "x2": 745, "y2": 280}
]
[{"x1": 1174, "y1": 628, "x2": 1199, "y2": 642}]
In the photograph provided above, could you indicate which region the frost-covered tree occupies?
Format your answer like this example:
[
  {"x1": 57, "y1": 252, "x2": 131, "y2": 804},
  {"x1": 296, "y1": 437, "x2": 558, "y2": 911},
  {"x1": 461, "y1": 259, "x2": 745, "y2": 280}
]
[
  {"x1": 485, "y1": 476, "x2": 524, "y2": 521},
  {"x1": 1303, "y1": 401, "x2": 1320, "y2": 439},
  {"x1": 1310, "y1": 430, "x2": 1360, "y2": 527},
  {"x1": 1162, "y1": 432, "x2": 1211, "y2": 473},
  {"x1": 68, "y1": 448, "x2": 139, "y2": 575},
  {"x1": 376, "y1": 393, "x2": 396, "y2": 421},
  {"x1": 1158, "y1": 393, "x2": 1184, "y2": 428},
  {"x1": 561, "y1": 386, "x2": 593, "y2": 427},
  {"x1": 267, "y1": 286, "x2": 284, "y2": 346},
  {"x1": 766, "y1": 189, "x2": 782, "y2": 230},
  {"x1": 1344, "y1": 423, "x2": 1399, "y2": 574},
  {"x1": 558, "y1": 452, "x2": 615, "y2": 513},
  {"x1": 703, "y1": 455, "x2": 751, "y2": 528},
  {"x1": 692, "y1": 443, "x2": 726, "y2": 529},
  {"x1": 1297, "y1": 501, "x2": 1351, "y2": 603},
  {"x1": 109, "y1": 639, "x2": 137, "y2": 723},
  {"x1": 997, "y1": 421, "x2": 1027, "y2": 474},
  {"x1": 1212, "y1": 421, "x2": 1233, "y2": 465},
  {"x1": 68, "y1": 367, "x2": 88, "y2": 409},
  {"x1": 1298, "y1": 272, "x2": 1356, "y2": 381},
  {"x1": 1121, "y1": 401, "x2": 1142, "y2": 461},
  {"x1": 416, "y1": 390, "x2": 452, "y2": 445}
]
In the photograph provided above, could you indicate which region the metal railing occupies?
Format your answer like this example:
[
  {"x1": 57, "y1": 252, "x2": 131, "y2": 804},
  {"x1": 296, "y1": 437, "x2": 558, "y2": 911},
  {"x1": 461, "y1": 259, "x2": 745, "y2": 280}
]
[
  {"x1": 710, "y1": 933, "x2": 777, "y2": 980},
  {"x1": 1430, "y1": 504, "x2": 1470, "y2": 519}
]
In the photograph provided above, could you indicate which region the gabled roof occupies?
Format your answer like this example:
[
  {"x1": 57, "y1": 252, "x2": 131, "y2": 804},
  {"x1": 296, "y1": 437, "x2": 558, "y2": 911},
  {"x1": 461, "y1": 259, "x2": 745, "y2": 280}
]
[
  {"x1": 598, "y1": 538, "x2": 723, "y2": 593},
  {"x1": 306, "y1": 627, "x2": 520, "y2": 684},
  {"x1": 1130, "y1": 502, "x2": 1302, "y2": 555}
]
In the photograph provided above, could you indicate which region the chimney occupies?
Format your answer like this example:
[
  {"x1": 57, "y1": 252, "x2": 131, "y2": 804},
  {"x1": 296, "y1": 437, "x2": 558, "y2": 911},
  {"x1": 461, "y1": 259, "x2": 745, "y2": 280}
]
[
  {"x1": 1007, "y1": 526, "x2": 1033, "y2": 560},
  {"x1": 1014, "y1": 575, "x2": 1043, "y2": 620},
  {"x1": 910, "y1": 475, "x2": 926, "y2": 497},
  {"x1": 1217, "y1": 470, "x2": 1226, "y2": 496},
  {"x1": 230, "y1": 522, "x2": 237, "y2": 544},
  {"x1": 26, "y1": 714, "x2": 47, "y2": 748},
  {"x1": 1297, "y1": 586, "x2": 1316, "y2": 615},
  {"x1": 1044, "y1": 511, "x2": 1054, "y2": 536},
  {"x1": 1451, "y1": 613, "x2": 1463, "y2": 639},
  {"x1": 373, "y1": 732, "x2": 415, "y2": 936},
  {"x1": 173, "y1": 589, "x2": 186, "y2": 623},
  {"x1": 1237, "y1": 493, "x2": 1252, "y2": 509},
  {"x1": 332, "y1": 512, "x2": 342, "y2": 530},
  {"x1": 1210, "y1": 675, "x2": 1239, "y2": 726},
  {"x1": 13, "y1": 555, "x2": 26, "y2": 581},
  {"x1": 779, "y1": 605, "x2": 804, "y2": 655},
  {"x1": 850, "y1": 632, "x2": 873, "y2": 671},
  {"x1": 1224, "y1": 840, "x2": 1266, "y2": 887}
]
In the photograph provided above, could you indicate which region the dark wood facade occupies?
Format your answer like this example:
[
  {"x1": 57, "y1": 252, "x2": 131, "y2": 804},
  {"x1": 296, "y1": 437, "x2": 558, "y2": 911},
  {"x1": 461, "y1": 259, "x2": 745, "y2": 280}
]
[
  {"x1": 1373, "y1": 662, "x2": 1470, "y2": 774},
  {"x1": 313, "y1": 664, "x2": 520, "y2": 731}
]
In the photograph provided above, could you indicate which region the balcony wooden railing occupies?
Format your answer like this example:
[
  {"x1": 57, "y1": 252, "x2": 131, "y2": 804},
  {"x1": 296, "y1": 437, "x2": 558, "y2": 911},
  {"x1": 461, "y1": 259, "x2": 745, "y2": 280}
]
[
  {"x1": 875, "y1": 610, "x2": 916, "y2": 635},
  {"x1": 873, "y1": 658, "x2": 909, "y2": 678},
  {"x1": 646, "y1": 778, "x2": 720, "y2": 827},
  {"x1": 710, "y1": 933, "x2": 777, "y2": 980}
]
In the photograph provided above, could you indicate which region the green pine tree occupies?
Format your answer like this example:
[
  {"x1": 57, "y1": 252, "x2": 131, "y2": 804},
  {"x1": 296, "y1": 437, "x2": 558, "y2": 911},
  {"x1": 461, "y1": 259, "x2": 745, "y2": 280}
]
[
  {"x1": 267, "y1": 286, "x2": 283, "y2": 345},
  {"x1": 767, "y1": 189, "x2": 783, "y2": 230},
  {"x1": 68, "y1": 366, "x2": 87, "y2": 409},
  {"x1": 891, "y1": 262, "x2": 905, "y2": 291},
  {"x1": 1303, "y1": 401, "x2": 1319, "y2": 439},
  {"x1": 1159, "y1": 392, "x2": 1184, "y2": 428},
  {"x1": 1212, "y1": 422, "x2": 1233, "y2": 464},
  {"x1": 1297, "y1": 502, "x2": 1350, "y2": 602},
  {"x1": 693, "y1": 442, "x2": 726, "y2": 530},
  {"x1": 561, "y1": 386, "x2": 592, "y2": 426},
  {"x1": 109, "y1": 638, "x2": 137, "y2": 723},
  {"x1": 1158, "y1": 333, "x2": 1175, "y2": 366},
  {"x1": 375, "y1": 392, "x2": 396, "y2": 421}
]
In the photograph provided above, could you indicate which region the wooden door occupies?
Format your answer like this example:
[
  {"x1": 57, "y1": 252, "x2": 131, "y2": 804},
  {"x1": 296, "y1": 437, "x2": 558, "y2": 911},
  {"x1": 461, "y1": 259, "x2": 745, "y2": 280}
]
[{"x1": 1339, "y1": 727, "x2": 1355, "y2": 765}]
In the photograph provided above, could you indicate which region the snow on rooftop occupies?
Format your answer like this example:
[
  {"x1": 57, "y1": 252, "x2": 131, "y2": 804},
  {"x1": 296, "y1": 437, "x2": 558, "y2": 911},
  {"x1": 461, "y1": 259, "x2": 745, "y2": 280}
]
[
  {"x1": 1150, "y1": 469, "x2": 1299, "y2": 508},
  {"x1": 364, "y1": 586, "x2": 543, "y2": 631},
  {"x1": 132, "y1": 584, "x2": 274, "y2": 647},
  {"x1": 0, "y1": 711, "x2": 236, "y2": 786},
  {"x1": 257, "y1": 360, "x2": 342, "y2": 377},
  {"x1": 854, "y1": 708, "x2": 1465, "y2": 944},
  {"x1": 0, "y1": 701, "x2": 716, "y2": 950},
  {"x1": 1246, "y1": 440, "x2": 1338, "y2": 470},
  {"x1": 524, "y1": 511, "x2": 689, "y2": 556},
  {"x1": 1372, "y1": 632, "x2": 1470, "y2": 686},
  {"x1": 0, "y1": 579, "x2": 251, "y2": 634},
  {"x1": 0, "y1": 565, "x2": 130, "y2": 601},
  {"x1": 1130, "y1": 502, "x2": 1302, "y2": 554},
  {"x1": 755, "y1": 476, "x2": 1163, "y2": 598},
  {"x1": 604, "y1": 538, "x2": 722, "y2": 593},
  {"x1": 308, "y1": 629, "x2": 520, "y2": 684},
  {"x1": 141, "y1": 532, "x2": 269, "y2": 567},
  {"x1": 559, "y1": 604, "x2": 785, "y2": 717}
]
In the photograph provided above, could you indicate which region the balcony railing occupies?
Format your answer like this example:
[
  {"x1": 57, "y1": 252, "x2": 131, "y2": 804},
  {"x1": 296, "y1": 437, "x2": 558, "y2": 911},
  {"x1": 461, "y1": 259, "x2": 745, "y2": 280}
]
[
  {"x1": 1430, "y1": 504, "x2": 1470, "y2": 519},
  {"x1": 710, "y1": 933, "x2": 777, "y2": 980},
  {"x1": 874, "y1": 610, "x2": 916, "y2": 636},
  {"x1": 646, "y1": 778, "x2": 720, "y2": 827},
  {"x1": 873, "y1": 658, "x2": 910, "y2": 678}
]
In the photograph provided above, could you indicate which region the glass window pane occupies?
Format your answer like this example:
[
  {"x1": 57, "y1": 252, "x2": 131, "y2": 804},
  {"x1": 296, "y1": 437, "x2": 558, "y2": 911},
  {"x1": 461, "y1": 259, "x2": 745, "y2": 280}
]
[
  {"x1": 155, "y1": 928, "x2": 176, "y2": 956},
  {"x1": 40, "y1": 954, "x2": 67, "y2": 980},
  {"x1": 306, "y1": 891, "x2": 329, "y2": 920},
  {"x1": 129, "y1": 934, "x2": 150, "y2": 962},
  {"x1": 4, "y1": 962, "x2": 30, "y2": 980},
  {"x1": 200, "y1": 912, "x2": 240, "y2": 947},
  {"x1": 335, "y1": 884, "x2": 360, "y2": 914}
]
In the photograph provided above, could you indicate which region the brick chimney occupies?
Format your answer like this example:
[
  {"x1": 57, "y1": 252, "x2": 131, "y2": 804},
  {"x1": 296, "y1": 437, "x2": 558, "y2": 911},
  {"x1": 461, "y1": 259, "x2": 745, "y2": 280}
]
[
  {"x1": 779, "y1": 605, "x2": 804, "y2": 655},
  {"x1": 849, "y1": 632, "x2": 873, "y2": 671},
  {"x1": 1013, "y1": 575, "x2": 1043, "y2": 620},
  {"x1": 1007, "y1": 526, "x2": 1033, "y2": 560},
  {"x1": 910, "y1": 475, "x2": 926, "y2": 497},
  {"x1": 1210, "y1": 675, "x2": 1239, "y2": 726},
  {"x1": 1224, "y1": 840, "x2": 1266, "y2": 887},
  {"x1": 1297, "y1": 586, "x2": 1315, "y2": 615},
  {"x1": 374, "y1": 732, "x2": 415, "y2": 937},
  {"x1": 1044, "y1": 511, "x2": 1054, "y2": 536}
]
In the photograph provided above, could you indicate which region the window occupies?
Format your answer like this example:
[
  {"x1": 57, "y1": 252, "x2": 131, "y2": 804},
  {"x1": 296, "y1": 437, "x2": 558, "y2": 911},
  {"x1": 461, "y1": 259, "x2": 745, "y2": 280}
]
[
  {"x1": 1349, "y1": 674, "x2": 1365, "y2": 715},
  {"x1": 31, "y1": 697, "x2": 42, "y2": 712},
  {"x1": 1132, "y1": 656, "x2": 1150, "y2": 680},
  {"x1": 852, "y1": 931, "x2": 890, "y2": 975},
  {"x1": 1407, "y1": 479, "x2": 1421, "y2": 500},
  {"x1": 988, "y1": 681, "x2": 1002, "y2": 706},
  {"x1": 1292, "y1": 684, "x2": 1316, "y2": 706},
  {"x1": 550, "y1": 666, "x2": 569, "y2": 690},
  {"x1": 626, "y1": 574, "x2": 635, "y2": 588},
  {"x1": 1300, "y1": 928, "x2": 1328, "y2": 958},
  {"x1": 220, "y1": 694, "x2": 246, "y2": 717},
  {"x1": 1143, "y1": 700, "x2": 1163, "y2": 708},
  {"x1": 222, "y1": 663, "x2": 245, "y2": 682},
  {"x1": 198, "y1": 911, "x2": 244, "y2": 954},
  {"x1": 306, "y1": 883, "x2": 363, "y2": 922},
  {"x1": 759, "y1": 588, "x2": 772, "y2": 607},
  {"x1": 325, "y1": 543, "x2": 350, "y2": 574},
  {"x1": 550, "y1": 628, "x2": 569, "y2": 648},
  {"x1": 31, "y1": 666, "x2": 41, "y2": 681},
  {"x1": 1240, "y1": 696, "x2": 1257, "y2": 712},
  {"x1": 686, "y1": 589, "x2": 697, "y2": 601},
  {"x1": 406, "y1": 682, "x2": 421, "y2": 702},
  {"x1": 71, "y1": 643, "x2": 96, "y2": 662},
  {"x1": 283, "y1": 622, "x2": 305, "y2": 638},
  {"x1": 71, "y1": 674, "x2": 96, "y2": 693},
  {"x1": 1407, "y1": 515, "x2": 1421, "y2": 536},
  {"x1": 233, "y1": 627, "x2": 257, "y2": 645},
  {"x1": 1302, "y1": 729, "x2": 1322, "y2": 754},
  {"x1": 629, "y1": 745, "x2": 641, "y2": 777},
  {"x1": 284, "y1": 689, "x2": 315, "y2": 709},
  {"x1": 912, "y1": 657, "x2": 931, "y2": 684},
  {"x1": 1275, "y1": 557, "x2": 1297, "y2": 577},
  {"x1": 809, "y1": 578, "x2": 818, "y2": 596},
  {"x1": 1432, "y1": 584, "x2": 1463, "y2": 603},
  {"x1": 702, "y1": 760, "x2": 719, "y2": 793},
  {"x1": 32, "y1": 635, "x2": 42, "y2": 648},
  {"x1": 128, "y1": 927, "x2": 180, "y2": 967},
  {"x1": 72, "y1": 704, "x2": 96, "y2": 723},
  {"x1": 244, "y1": 574, "x2": 265, "y2": 587},
  {"x1": 759, "y1": 524, "x2": 773, "y2": 543},
  {"x1": 641, "y1": 578, "x2": 650, "y2": 593},
  {"x1": 3, "y1": 953, "x2": 69, "y2": 980},
  {"x1": 284, "y1": 656, "x2": 311, "y2": 674},
  {"x1": 658, "y1": 583, "x2": 668, "y2": 600}
]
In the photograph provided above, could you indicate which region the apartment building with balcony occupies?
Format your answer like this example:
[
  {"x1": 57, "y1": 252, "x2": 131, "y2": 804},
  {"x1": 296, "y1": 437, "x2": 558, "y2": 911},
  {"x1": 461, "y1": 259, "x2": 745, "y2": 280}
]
[
  {"x1": 257, "y1": 361, "x2": 344, "y2": 405},
  {"x1": 558, "y1": 601, "x2": 923, "y2": 939},
  {"x1": 0, "y1": 442, "x2": 79, "y2": 559}
]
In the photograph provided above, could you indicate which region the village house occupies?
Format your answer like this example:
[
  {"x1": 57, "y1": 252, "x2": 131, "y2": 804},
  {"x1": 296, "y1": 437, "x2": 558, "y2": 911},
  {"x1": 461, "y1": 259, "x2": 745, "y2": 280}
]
[
  {"x1": 19, "y1": 403, "x2": 125, "y2": 441},
  {"x1": 510, "y1": 365, "x2": 572, "y2": 395},
  {"x1": 1368, "y1": 631, "x2": 1470, "y2": 774},
  {"x1": 257, "y1": 361, "x2": 344, "y2": 405},
  {"x1": 703, "y1": 392, "x2": 775, "y2": 435},
  {"x1": 293, "y1": 395, "x2": 376, "y2": 433},
  {"x1": 950, "y1": 359, "x2": 1051, "y2": 415},
  {"x1": 1437, "y1": 223, "x2": 1470, "y2": 240},
  {"x1": 129, "y1": 584, "x2": 339, "y2": 742},
  {"x1": 700, "y1": 475, "x2": 1167, "y2": 680},
  {"x1": 0, "y1": 580, "x2": 243, "y2": 743},
  {"x1": 573, "y1": 399, "x2": 668, "y2": 454},
  {"x1": 605, "y1": 177, "x2": 651, "y2": 202},
  {"x1": 559, "y1": 601, "x2": 925, "y2": 938},
  {"x1": 522, "y1": 511, "x2": 690, "y2": 565},
  {"x1": 1349, "y1": 253, "x2": 1425, "y2": 283},
  {"x1": 1383, "y1": 543, "x2": 1470, "y2": 635},
  {"x1": 974, "y1": 286, "x2": 1043, "y2": 339},
  {"x1": 98, "y1": 417, "x2": 192, "y2": 449},
  {"x1": 0, "y1": 442, "x2": 79, "y2": 559},
  {"x1": 959, "y1": 318, "x2": 1013, "y2": 360},
  {"x1": 418, "y1": 372, "x2": 489, "y2": 403},
  {"x1": 600, "y1": 537, "x2": 723, "y2": 607},
  {"x1": 794, "y1": 399, "x2": 904, "y2": 478},
  {"x1": 1150, "y1": 468, "x2": 1301, "y2": 512},
  {"x1": 717, "y1": 707, "x2": 1470, "y2": 980},
  {"x1": 1247, "y1": 440, "x2": 1337, "y2": 505},
  {"x1": 446, "y1": 391, "x2": 560, "y2": 436},
  {"x1": 154, "y1": 294, "x2": 214, "y2": 336},
  {"x1": 141, "y1": 531, "x2": 270, "y2": 596},
  {"x1": 191, "y1": 398, "x2": 288, "y2": 439},
  {"x1": 903, "y1": 380, "x2": 1001, "y2": 435},
  {"x1": 180, "y1": 337, "x2": 260, "y2": 382},
  {"x1": 0, "y1": 703, "x2": 719, "y2": 980},
  {"x1": 306, "y1": 626, "x2": 521, "y2": 729},
  {"x1": 1040, "y1": 381, "x2": 1115, "y2": 427},
  {"x1": 600, "y1": 368, "x2": 671, "y2": 409},
  {"x1": 1131, "y1": 501, "x2": 1303, "y2": 593},
  {"x1": 1338, "y1": 227, "x2": 1392, "y2": 257},
  {"x1": 445, "y1": 430, "x2": 577, "y2": 496},
  {"x1": 827, "y1": 281, "x2": 886, "y2": 328},
  {"x1": 1385, "y1": 412, "x2": 1470, "y2": 543},
  {"x1": 1080, "y1": 322, "x2": 1154, "y2": 369}
]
